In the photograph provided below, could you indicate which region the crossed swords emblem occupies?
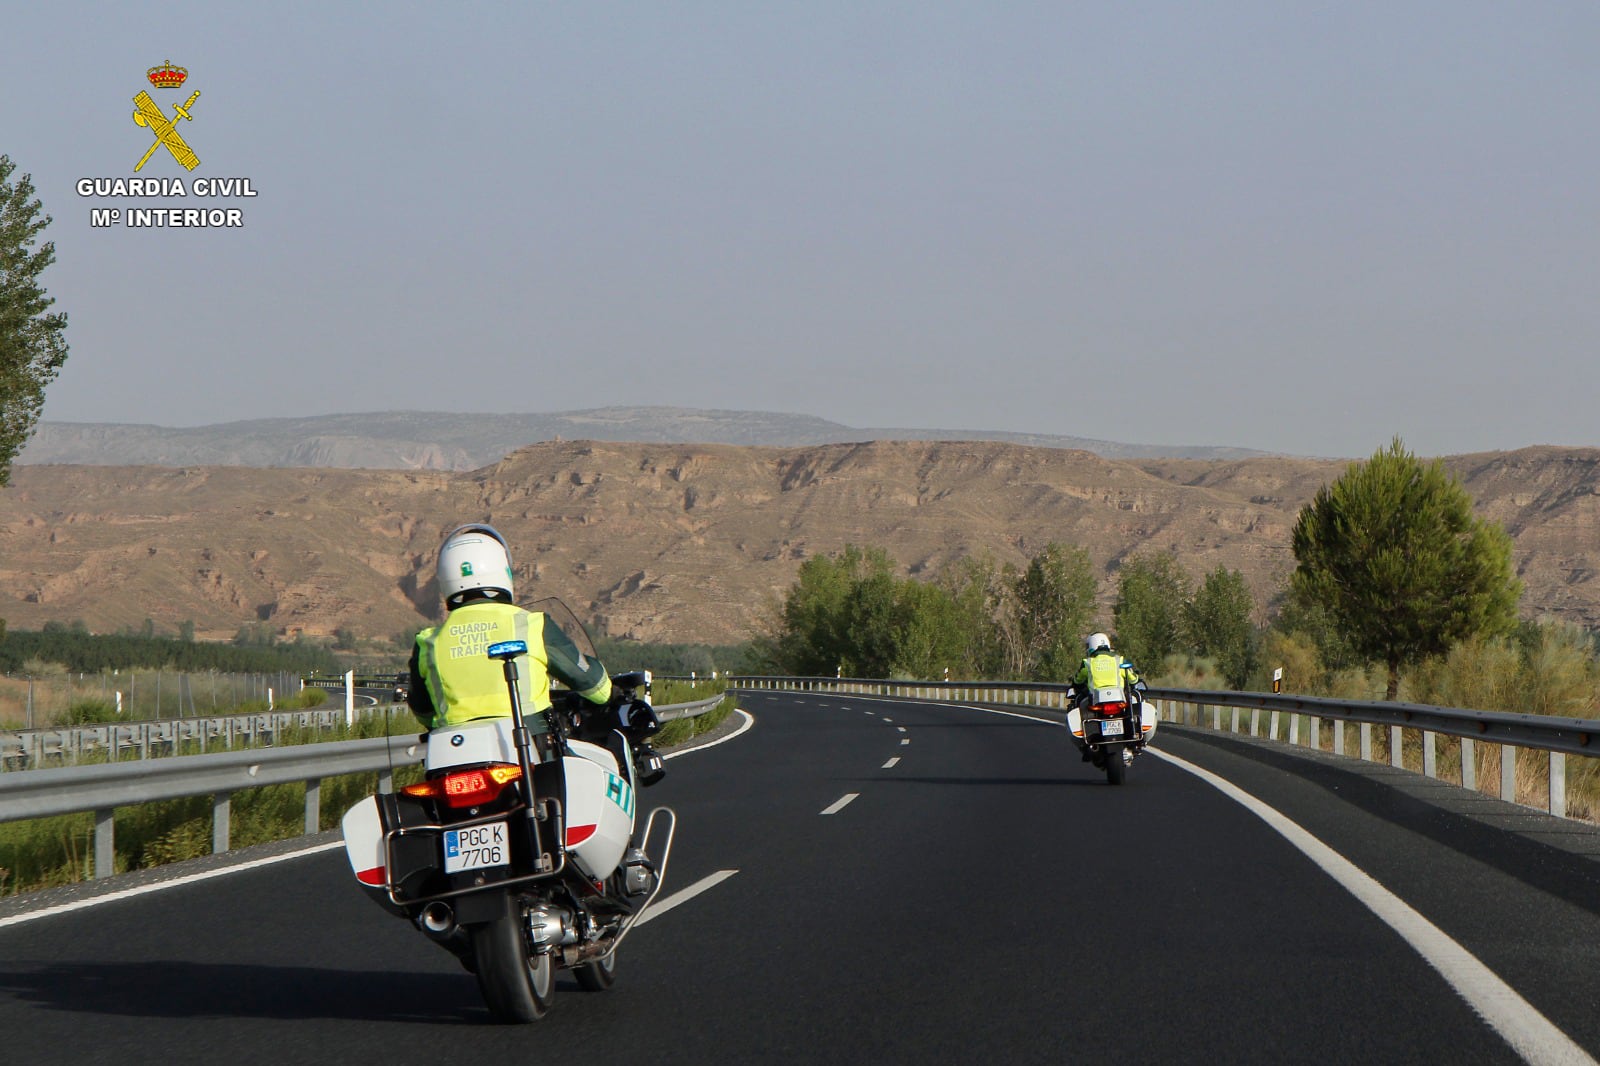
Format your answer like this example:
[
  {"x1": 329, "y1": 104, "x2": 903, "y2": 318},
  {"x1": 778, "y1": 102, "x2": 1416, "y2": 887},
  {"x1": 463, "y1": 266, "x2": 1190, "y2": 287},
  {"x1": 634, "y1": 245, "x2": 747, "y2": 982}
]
[{"x1": 132, "y1": 89, "x2": 201, "y2": 172}]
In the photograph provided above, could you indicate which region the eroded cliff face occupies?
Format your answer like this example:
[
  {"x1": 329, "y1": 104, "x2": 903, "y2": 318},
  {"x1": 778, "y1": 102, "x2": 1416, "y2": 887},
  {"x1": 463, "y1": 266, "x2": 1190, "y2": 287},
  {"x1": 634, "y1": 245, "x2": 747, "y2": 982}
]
[{"x1": 1, "y1": 441, "x2": 1595, "y2": 644}]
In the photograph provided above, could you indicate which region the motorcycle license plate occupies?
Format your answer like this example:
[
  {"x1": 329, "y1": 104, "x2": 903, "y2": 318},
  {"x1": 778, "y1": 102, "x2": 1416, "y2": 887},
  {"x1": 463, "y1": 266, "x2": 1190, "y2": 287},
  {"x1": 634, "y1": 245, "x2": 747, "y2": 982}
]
[
  {"x1": 1098, "y1": 719, "x2": 1126, "y2": 737},
  {"x1": 443, "y1": 822, "x2": 509, "y2": 873}
]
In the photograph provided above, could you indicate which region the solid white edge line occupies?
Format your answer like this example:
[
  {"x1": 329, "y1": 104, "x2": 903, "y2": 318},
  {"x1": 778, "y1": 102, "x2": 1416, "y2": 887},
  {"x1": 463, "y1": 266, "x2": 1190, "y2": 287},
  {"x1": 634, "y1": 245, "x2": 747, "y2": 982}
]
[
  {"x1": 1151, "y1": 748, "x2": 1595, "y2": 1066},
  {"x1": 663, "y1": 708, "x2": 754, "y2": 760},
  {"x1": 634, "y1": 869, "x2": 739, "y2": 927},
  {"x1": 0, "y1": 841, "x2": 345, "y2": 931},
  {"x1": 820, "y1": 793, "x2": 859, "y2": 815},
  {"x1": 882, "y1": 757, "x2": 900, "y2": 769}
]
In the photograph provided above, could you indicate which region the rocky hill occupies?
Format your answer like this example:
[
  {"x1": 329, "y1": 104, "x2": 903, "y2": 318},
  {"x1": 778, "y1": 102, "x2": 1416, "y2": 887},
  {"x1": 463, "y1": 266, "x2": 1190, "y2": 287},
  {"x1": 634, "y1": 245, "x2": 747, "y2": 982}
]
[
  {"x1": 17, "y1": 408, "x2": 1271, "y2": 470},
  {"x1": 1, "y1": 441, "x2": 1595, "y2": 646}
]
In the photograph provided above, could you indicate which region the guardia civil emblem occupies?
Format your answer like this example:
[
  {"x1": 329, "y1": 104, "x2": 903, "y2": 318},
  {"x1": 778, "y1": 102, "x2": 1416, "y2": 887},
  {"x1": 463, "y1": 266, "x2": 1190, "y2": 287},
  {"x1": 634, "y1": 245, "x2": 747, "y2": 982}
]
[{"x1": 132, "y1": 60, "x2": 201, "y2": 172}]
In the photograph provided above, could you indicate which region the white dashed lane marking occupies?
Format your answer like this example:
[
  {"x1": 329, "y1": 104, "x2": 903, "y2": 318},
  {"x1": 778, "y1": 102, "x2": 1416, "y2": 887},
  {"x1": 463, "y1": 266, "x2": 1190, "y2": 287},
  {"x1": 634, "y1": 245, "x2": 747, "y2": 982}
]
[{"x1": 820, "y1": 793, "x2": 859, "y2": 816}]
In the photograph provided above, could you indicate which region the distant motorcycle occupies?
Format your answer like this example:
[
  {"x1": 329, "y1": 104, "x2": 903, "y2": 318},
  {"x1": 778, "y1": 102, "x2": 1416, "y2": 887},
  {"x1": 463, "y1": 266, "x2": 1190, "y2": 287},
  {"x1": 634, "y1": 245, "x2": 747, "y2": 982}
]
[
  {"x1": 341, "y1": 599, "x2": 673, "y2": 1022},
  {"x1": 1066, "y1": 674, "x2": 1157, "y2": 785}
]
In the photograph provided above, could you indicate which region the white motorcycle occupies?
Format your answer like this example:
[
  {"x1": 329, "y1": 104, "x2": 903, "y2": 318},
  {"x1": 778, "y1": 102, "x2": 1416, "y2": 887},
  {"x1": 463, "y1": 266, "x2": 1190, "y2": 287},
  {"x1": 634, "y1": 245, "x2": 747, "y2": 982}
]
[
  {"x1": 341, "y1": 600, "x2": 674, "y2": 1022},
  {"x1": 1065, "y1": 675, "x2": 1157, "y2": 785}
]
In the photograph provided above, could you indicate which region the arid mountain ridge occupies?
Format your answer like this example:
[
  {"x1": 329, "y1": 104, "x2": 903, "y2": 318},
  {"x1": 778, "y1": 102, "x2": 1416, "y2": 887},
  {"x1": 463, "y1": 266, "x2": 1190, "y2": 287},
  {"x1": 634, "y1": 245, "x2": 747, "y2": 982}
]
[
  {"x1": 18, "y1": 408, "x2": 1271, "y2": 470},
  {"x1": 3, "y1": 439, "x2": 1597, "y2": 647}
]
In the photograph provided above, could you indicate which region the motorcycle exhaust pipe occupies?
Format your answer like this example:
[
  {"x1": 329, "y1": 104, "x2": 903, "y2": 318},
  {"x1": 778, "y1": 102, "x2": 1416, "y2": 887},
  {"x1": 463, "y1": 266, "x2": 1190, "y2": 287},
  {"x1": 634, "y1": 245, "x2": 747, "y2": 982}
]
[{"x1": 419, "y1": 902, "x2": 456, "y2": 938}]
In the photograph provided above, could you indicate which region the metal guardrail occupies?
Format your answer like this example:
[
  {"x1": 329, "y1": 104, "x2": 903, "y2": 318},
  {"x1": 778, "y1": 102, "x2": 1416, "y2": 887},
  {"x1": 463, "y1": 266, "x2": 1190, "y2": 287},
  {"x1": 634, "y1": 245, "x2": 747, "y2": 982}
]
[
  {"x1": 0, "y1": 694, "x2": 729, "y2": 881},
  {"x1": 0, "y1": 706, "x2": 394, "y2": 771},
  {"x1": 725, "y1": 676, "x2": 1596, "y2": 818}
]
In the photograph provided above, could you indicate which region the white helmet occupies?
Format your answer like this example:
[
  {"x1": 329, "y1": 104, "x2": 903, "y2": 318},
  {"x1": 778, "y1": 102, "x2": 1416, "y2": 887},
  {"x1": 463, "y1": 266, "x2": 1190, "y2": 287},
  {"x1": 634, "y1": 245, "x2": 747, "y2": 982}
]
[
  {"x1": 437, "y1": 524, "x2": 514, "y2": 609},
  {"x1": 1086, "y1": 632, "x2": 1111, "y2": 654}
]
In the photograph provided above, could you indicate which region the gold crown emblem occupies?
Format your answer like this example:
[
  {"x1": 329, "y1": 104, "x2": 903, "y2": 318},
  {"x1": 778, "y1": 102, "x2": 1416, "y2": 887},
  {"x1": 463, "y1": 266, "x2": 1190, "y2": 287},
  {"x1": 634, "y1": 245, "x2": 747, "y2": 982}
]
[{"x1": 147, "y1": 60, "x2": 188, "y2": 89}]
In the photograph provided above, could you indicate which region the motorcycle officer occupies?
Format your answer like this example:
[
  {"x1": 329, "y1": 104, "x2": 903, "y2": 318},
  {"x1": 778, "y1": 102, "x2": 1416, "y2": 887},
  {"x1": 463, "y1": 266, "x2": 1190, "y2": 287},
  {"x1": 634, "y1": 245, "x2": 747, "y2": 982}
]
[
  {"x1": 407, "y1": 524, "x2": 613, "y2": 739},
  {"x1": 1067, "y1": 631, "x2": 1146, "y2": 759}
]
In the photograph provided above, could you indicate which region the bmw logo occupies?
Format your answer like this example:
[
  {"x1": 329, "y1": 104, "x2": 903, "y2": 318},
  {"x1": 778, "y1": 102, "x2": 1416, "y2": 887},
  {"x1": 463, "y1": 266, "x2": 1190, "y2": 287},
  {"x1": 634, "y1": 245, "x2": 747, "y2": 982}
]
[{"x1": 450, "y1": 734, "x2": 465, "y2": 747}]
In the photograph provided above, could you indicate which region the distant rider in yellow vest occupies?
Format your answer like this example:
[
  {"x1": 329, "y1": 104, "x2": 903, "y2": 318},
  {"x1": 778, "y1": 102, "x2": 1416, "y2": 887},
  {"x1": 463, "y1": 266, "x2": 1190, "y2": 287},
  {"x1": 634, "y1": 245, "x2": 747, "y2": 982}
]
[
  {"x1": 407, "y1": 524, "x2": 612, "y2": 734},
  {"x1": 1069, "y1": 632, "x2": 1145, "y2": 759}
]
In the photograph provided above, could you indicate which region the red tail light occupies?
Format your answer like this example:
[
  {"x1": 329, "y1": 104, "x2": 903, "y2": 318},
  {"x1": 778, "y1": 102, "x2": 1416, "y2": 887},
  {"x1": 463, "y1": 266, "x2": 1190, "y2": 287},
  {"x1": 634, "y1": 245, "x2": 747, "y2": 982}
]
[
  {"x1": 1093, "y1": 702, "x2": 1127, "y2": 714},
  {"x1": 402, "y1": 764, "x2": 523, "y2": 808}
]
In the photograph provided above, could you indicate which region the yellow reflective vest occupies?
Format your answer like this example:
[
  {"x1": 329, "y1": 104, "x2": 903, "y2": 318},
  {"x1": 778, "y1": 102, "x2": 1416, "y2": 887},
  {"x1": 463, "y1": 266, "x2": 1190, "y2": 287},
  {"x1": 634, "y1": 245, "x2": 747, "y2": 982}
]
[
  {"x1": 411, "y1": 601, "x2": 611, "y2": 730},
  {"x1": 1073, "y1": 649, "x2": 1140, "y2": 700}
]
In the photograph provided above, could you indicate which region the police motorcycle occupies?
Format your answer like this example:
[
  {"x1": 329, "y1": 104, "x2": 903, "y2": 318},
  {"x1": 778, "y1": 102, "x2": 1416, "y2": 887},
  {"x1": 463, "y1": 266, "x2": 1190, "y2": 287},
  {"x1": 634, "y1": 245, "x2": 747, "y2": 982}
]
[
  {"x1": 340, "y1": 599, "x2": 674, "y2": 1023},
  {"x1": 1065, "y1": 670, "x2": 1157, "y2": 785}
]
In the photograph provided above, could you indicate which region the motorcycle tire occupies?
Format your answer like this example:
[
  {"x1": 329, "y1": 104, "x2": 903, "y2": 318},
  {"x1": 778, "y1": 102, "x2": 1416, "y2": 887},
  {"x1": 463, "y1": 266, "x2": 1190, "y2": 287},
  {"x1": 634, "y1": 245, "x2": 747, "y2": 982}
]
[
  {"x1": 573, "y1": 949, "x2": 617, "y2": 991},
  {"x1": 470, "y1": 911, "x2": 556, "y2": 1023},
  {"x1": 1105, "y1": 747, "x2": 1127, "y2": 786}
]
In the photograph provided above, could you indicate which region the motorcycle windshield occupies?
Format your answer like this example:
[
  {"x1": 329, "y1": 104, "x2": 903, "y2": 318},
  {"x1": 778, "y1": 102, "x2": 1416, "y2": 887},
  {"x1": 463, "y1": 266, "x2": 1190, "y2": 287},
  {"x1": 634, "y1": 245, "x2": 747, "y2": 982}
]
[{"x1": 520, "y1": 595, "x2": 599, "y2": 669}]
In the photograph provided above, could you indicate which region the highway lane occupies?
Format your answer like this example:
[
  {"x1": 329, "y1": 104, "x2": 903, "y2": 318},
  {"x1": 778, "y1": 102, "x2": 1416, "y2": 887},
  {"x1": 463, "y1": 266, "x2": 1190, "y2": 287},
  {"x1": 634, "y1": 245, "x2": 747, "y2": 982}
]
[{"x1": 2, "y1": 691, "x2": 1596, "y2": 1063}]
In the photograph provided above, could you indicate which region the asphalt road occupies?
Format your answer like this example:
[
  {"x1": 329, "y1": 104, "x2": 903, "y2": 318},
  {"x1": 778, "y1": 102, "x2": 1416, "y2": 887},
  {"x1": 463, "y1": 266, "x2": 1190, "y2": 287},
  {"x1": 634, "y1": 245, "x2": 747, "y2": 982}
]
[{"x1": 3, "y1": 691, "x2": 1600, "y2": 1064}]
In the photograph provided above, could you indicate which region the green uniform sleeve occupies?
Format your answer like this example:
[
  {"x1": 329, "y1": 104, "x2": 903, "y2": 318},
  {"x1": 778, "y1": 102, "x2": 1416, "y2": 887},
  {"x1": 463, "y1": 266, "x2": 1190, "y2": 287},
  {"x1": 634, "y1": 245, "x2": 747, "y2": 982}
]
[
  {"x1": 541, "y1": 614, "x2": 612, "y2": 705},
  {"x1": 407, "y1": 639, "x2": 436, "y2": 728}
]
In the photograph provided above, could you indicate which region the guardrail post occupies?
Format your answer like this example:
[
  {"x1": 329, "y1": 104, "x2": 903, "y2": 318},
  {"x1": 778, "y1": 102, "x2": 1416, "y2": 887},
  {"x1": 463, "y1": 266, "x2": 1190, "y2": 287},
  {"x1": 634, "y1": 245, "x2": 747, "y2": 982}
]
[
  {"x1": 1308, "y1": 717, "x2": 1320, "y2": 750},
  {"x1": 1269, "y1": 710, "x2": 1280, "y2": 741},
  {"x1": 1333, "y1": 720, "x2": 1345, "y2": 756},
  {"x1": 1390, "y1": 726, "x2": 1403, "y2": 768},
  {"x1": 1460, "y1": 738, "x2": 1476, "y2": 790},
  {"x1": 1423, "y1": 731, "x2": 1437, "y2": 778},
  {"x1": 94, "y1": 808, "x2": 114, "y2": 879},
  {"x1": 1230, "y1": 708, "x2": 1240, "y2": 733},
  {"x1": 1212, "y1": 706, "x2": 1221, "y2": 730},
  {"x1": 1361, "y1": 723, "x2": 1372, "y2": 762},
  {"x1": 305, "y1": 778, "x2": 321, "y2": 834},
  {"x1": 1501, "y1": 745, "x2": 1516, "y2": 802},
  {"x1": 213, "y1": 792, "x2": 231, "y2": 854},
  {"x1": 379, "y1": 769, "x2": 394, "y2": 795},
  {"x1": 1550, "y1": 753, "x2": 1566, "y2": 818},
  {"x1": 1250, "y1": 709, "x2": 1260, "y2": 737},
  {"x1": 1289, "y1": 713, "x2": 1299, "y2": 746}
]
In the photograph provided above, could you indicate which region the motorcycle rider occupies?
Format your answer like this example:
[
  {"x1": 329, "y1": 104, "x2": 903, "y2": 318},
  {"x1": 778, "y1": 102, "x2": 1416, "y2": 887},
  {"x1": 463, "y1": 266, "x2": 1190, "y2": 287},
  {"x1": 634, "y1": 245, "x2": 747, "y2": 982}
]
[
  {"x1": 407, "y1": 524, "x2": 612, "y2": 738},
  {"x1": 1067, "y1": 632, "x2": 1145, "y2": 760}
]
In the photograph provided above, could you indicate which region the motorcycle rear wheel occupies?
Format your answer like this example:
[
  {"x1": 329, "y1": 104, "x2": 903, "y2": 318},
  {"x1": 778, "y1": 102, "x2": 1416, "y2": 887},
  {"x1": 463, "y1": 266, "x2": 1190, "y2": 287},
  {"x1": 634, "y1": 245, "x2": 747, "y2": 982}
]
[
  {"x1": 574, "y1": 949, "x2": 617, "y2": 991},
  {"x1": 1105, "y1": 747, "x2": 1127, "y2": 786},
  {"x1": 471, "y1": 911, "x2": 556, "y2": 1023}
]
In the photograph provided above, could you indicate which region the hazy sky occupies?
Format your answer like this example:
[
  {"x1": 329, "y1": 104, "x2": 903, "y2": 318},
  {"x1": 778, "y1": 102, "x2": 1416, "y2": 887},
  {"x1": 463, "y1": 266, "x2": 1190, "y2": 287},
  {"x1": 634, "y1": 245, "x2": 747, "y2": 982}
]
[{"x1": 7, "y1": 2, "x2": 1597, "y2": 458}]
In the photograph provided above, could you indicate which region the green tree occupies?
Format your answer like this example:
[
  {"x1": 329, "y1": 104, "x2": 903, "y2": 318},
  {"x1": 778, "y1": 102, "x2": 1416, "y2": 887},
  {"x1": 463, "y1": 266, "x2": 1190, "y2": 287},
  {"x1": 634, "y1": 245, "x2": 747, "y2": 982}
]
[
  {"x1": 1014, "y1": 543, "x2": 1097, "y2": 680},
  {"x1": 1183, "y1": 566, "x2": 1257, "y2": 689},
  {"x1": 1112, "y1": 551, "x2": 1192, "y2": 670},
  {"x1": 1270, "y1": 578, "x2": 1361, "y2": 675},
  {"x1": 890, "y1": 578, "x2": 970, "y2": 679},
  {"x1": 0, "y1": 155, "x2": 69, "y2": 485},
  {"x1": 1291, "y1": 437, "x2": 1521, "y2": 699},
  {"x1": 773, "y1": 545, "x2": 891, "y2": 675},
  {"x1": 937, "y1": 554, "x2": 1008, "y2": 678}
]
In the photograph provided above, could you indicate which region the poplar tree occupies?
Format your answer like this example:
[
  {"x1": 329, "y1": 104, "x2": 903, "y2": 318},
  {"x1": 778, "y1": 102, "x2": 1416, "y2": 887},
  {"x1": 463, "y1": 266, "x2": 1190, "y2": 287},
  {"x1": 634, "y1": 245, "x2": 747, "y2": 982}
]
[
  {"x1": 0, "y1": 155, "x2": 69, "y2": 485},
  {"x1": 1014, "y1": 542, "x2": 1097, "y2": 680},
  {"x1": 1291, "y1": 437, "x2": 1521, "y2": 699},
  {"x1": 1183, "y1": 566, "x2": 1257, "y2": 688},
  {"x1": 1112, "y1": 551, "x2": 1192, "y2": 669}
]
